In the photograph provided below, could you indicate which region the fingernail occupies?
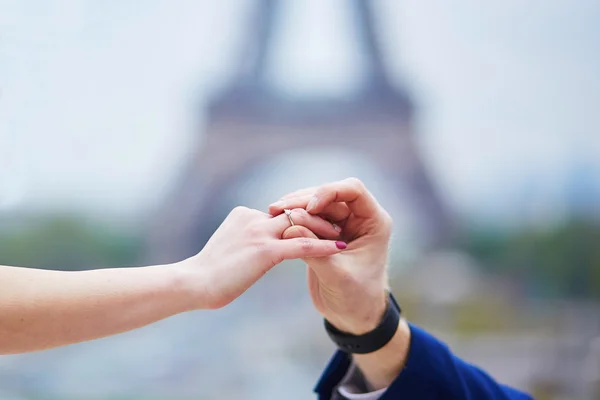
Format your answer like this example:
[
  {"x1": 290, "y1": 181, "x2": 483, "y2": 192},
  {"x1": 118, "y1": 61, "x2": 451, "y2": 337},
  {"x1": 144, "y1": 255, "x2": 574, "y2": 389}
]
[
  {"x1": 335, "y1": 241, "x2": 347, "y2": 250},
  {"x1": 307, "y1": 197, "x2": 318, "y2": 212},
  {"x1": 270, "y1": 201, "x2": 283, "y2": 208},
  {"x1": 332, "y1": 223, "x2": 342, "y2": 233}
]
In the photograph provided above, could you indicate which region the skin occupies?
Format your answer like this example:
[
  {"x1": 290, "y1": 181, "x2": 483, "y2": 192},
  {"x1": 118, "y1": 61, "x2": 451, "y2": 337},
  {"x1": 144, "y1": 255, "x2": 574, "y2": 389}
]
[
  {"x1": 1, "y1": 178, "x2": 407, "y2": 391},
  {"x1": 0, "y1": 206, "x2": 346, "y2": 355},
  {"x1": 269, "y1": 177, "x2": 411, "y2": 390}
]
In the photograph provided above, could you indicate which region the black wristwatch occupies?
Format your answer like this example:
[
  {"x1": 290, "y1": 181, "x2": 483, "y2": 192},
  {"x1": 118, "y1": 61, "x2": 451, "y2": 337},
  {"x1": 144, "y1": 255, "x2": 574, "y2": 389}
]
[{"x1": 324, "y1": 293, "x2": 401, "y2": 354}]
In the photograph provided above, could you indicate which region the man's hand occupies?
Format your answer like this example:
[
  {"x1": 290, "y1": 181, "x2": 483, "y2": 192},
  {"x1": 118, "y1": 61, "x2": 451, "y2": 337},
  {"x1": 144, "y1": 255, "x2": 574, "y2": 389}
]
[
  {"x1": 269, "y1": 178, "x2": 392, "y2": 335},
  {"x1": 270, "y1": 178, "x2": 410, "y2": 391}
]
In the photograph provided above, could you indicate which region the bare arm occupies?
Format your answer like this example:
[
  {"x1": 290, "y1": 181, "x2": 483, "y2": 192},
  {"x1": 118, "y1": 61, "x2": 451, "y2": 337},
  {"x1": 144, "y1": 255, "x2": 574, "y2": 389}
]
[
  {"x1": 0, "y1": 263, "x2": 193, "y2": 354},
  {"x1": 0, "y1": 206, "x2": 344, "y2": 355}
]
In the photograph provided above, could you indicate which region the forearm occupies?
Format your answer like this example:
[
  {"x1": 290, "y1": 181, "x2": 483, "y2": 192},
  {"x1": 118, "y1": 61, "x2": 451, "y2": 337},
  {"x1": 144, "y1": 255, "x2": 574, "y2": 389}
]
[
  {"x1": 0, "y1": 263, "x2": 196, "y2": 354},
  {"x1": 352, "y1": 318, "x2": 411, "y2": 390}
]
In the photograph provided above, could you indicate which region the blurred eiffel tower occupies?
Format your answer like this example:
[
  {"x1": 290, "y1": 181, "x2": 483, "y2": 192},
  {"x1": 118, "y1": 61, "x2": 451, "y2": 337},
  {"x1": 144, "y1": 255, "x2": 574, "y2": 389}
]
[{"x1": 148, "y1": 0, "x2": 452, "y2": 263}]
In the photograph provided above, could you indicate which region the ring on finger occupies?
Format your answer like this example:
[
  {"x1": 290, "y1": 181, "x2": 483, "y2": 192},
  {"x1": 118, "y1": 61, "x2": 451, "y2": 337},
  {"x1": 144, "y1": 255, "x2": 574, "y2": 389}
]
[{"x1": 284, "y1": 209, "x2": 295, "y2": 227}]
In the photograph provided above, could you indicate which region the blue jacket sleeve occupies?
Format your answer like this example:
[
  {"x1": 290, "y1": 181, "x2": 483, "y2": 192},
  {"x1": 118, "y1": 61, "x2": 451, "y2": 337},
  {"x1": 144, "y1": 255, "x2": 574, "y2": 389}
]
[{"x1": 314, "y1": 323, "x2": 533, "y2": 400}]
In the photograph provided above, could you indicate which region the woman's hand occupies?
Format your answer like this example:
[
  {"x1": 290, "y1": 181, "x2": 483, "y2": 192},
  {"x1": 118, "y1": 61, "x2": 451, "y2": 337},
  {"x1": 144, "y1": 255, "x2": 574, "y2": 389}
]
[
  {"x1": 0, "y1": 205, "x2": 343, "y2": 355},
  {"x1": 180, "y1": 206, "x2": 346, "y2": 310}
]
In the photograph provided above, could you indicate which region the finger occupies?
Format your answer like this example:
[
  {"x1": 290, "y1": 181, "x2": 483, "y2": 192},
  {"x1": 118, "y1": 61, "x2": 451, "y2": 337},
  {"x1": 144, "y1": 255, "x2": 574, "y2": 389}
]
[
  {"x1": 307, "y1": 177, "x2": 379, "y2": 218},
  {"x1": 276, "y1": 237, "x2": 347, "y2": 260},
  {"x1": 281, "y1": 225, "x2": 318, "y2": 240},
  {"x1": 268, "y1": 208, "x2": 341, "y2": 239},
  {"x1": 269, "y1": 197, "x2": 351, "y2": 222},
  {"x1": 269, "y1": 196, "x2": 312, "y2": 214},
  {"x1": 282, "y1": 227, "x2": 343, "y2": 280}
]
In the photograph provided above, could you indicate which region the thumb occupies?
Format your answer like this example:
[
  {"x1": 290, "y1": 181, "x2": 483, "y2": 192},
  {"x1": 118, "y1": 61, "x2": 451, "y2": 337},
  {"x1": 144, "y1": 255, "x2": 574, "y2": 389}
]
[{"x1": 282, "y1": 225, "x2": 319, "y2": 240}]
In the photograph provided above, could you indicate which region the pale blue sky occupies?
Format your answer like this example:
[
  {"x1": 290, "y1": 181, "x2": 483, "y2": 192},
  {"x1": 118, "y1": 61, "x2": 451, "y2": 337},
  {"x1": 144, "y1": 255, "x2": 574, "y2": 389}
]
[{"x1": 0, "y1": 0, "x2": 599, "y2": 224}]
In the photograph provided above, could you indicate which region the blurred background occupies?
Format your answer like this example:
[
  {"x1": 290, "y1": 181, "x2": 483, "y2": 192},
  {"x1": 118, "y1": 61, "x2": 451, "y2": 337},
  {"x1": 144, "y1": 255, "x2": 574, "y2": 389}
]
[{"x1": 1, "y1": 0, "x2": 599, "y2": 399}]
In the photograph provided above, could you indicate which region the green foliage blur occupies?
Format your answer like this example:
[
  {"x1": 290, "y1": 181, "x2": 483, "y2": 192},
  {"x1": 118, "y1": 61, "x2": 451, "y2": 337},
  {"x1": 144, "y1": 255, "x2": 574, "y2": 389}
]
[
  {"x1": 461, "y1": 218, "x2": 600, "y2": 300},
  {"x1": 0, "y1": 214, "x2": 143, "y2": 271}
]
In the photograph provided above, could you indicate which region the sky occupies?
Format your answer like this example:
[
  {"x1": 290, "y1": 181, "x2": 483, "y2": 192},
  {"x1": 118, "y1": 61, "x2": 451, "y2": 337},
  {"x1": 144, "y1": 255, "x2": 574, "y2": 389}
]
[{"x1": 0, "y1": 0, "x2": 599, "y2": 224}]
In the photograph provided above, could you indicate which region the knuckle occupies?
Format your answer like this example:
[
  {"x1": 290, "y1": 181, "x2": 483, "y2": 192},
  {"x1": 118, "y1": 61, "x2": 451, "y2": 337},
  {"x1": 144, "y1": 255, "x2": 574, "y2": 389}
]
[
  {"x1": 232, "y1": 206, "x2": 266, "y2": 222},
  {"x1": 246, "y1": 224, "x2": 263, "y2": 238},
  {"x1": 345, "y1": 177, "x2": 367, "y2": 197},
  {"x1": 377, "y1": 217, "x2": 393, "y2": 238},
  {"x1": 231, "y1": 205, "x2": 249, "y2": 216},
  {"x1": 253, "y1": 240, "x2": 272, "y2": 258},
  {"x1": 252, "y1": 234, "x2": 271, "y2": 249},
  {"x1": 381, "y1": 211, "x2": 393, "y2": 231},
  {"x1": 346, "y1": 177, "x2": 365, "y2": 189},
  {"x1": 313, "y1": 187, "x2": 327, "y2": 200},
  {"x1": 258, "y1": 242, "x2": 271, "y2": 255}
]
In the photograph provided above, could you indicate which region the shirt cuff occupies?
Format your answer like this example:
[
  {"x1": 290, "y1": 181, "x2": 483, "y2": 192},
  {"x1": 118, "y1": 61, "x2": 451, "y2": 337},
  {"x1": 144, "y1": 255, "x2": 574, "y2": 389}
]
[{"x1": 336, "y1": 362, "x2": 388, "y2": 400}]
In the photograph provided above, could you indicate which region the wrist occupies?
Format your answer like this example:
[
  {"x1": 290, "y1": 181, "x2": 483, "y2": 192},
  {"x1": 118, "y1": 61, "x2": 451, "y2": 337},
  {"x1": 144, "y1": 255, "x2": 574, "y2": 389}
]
[
  {"x1": 169, "y1": 257, "x2": 208, "y2": 311},
  {"x1": 326, "y1": 291, "x2": 388, "y2": 335},
  {"x1": 353, "y1": 318, "x2": 411, "y2": 390}
]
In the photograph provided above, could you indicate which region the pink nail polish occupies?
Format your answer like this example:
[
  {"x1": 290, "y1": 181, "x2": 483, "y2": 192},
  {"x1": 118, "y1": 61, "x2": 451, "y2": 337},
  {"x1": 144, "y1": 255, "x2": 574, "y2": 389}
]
[{"x1": 335, "y1": 241, "x2": 347, "y2": 250}]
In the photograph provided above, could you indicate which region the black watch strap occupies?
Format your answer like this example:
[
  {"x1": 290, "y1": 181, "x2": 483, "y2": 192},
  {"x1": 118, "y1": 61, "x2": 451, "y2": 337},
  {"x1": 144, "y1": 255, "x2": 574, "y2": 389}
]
[{"x1": 324, "y1": 293, "x2": 401, "y2": 354}]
